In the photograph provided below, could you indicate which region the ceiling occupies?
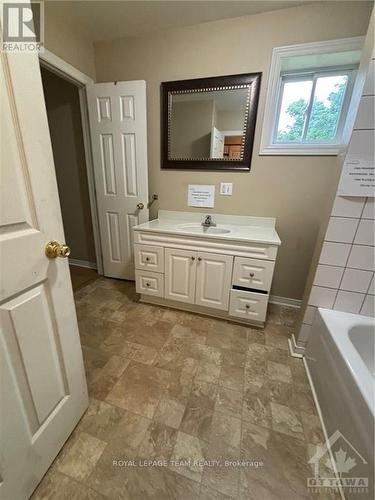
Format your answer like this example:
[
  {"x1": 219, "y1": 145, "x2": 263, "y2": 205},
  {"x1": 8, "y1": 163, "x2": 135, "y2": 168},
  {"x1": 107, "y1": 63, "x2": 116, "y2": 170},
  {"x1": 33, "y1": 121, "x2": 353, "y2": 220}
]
[{"x1": 45, "y1": 0, "x2": 308, "y2": 43}]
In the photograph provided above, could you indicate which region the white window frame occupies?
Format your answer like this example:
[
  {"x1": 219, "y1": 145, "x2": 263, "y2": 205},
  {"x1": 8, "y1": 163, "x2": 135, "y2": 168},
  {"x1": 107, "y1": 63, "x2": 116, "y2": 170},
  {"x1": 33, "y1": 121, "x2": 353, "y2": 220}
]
[{"x1": 260, "y1": 37, "x2": 365, "y2": 156}]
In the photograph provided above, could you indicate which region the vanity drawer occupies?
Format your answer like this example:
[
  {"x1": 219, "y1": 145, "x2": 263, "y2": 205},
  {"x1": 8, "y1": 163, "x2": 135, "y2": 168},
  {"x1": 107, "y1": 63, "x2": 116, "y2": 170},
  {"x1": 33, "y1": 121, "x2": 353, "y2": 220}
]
[
  {"x1": 229, "y1": 289, "x2": 268, "y2": 323},
  {"x1": 232, "y1": 257, "x2": 274, "y2": 291},
  {"x1": 135, "y1": 270, "x2": 164, "y2": 297},
  {"x1": 135, "y1": 244, "x2": 164, "y2": 273}
]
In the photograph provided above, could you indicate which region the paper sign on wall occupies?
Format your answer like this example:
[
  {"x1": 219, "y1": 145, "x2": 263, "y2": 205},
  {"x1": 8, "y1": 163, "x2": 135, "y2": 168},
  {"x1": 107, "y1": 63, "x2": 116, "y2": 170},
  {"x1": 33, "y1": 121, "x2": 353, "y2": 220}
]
[
  {"x1": 188, "y1": 184, "x2": 215, "y2": 208},
  {"x1": 338, "y1": 155, "x2": 375, "y2": 197}
]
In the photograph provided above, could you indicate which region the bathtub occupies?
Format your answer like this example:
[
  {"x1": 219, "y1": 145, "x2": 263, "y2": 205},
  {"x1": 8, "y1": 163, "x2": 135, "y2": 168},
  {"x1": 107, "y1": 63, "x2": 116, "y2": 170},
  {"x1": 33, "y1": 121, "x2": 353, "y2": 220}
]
[{"x1": 305, "y1": 308, "x2": 374, "y2": 500}]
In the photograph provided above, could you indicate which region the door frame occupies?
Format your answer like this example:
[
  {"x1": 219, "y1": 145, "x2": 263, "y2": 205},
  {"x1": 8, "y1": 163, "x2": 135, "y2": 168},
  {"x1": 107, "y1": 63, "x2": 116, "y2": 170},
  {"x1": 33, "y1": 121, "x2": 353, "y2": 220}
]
[{"x1": 39, "y1": 49, "x2": 104, "y2": 274}]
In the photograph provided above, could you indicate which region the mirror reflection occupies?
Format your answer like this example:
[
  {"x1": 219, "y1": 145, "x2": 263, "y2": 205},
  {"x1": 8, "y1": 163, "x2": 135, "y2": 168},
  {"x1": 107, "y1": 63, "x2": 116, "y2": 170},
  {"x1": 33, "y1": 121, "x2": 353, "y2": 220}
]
[{"x1": 169, "y1": 88, "x2": 249, "y2": 160}]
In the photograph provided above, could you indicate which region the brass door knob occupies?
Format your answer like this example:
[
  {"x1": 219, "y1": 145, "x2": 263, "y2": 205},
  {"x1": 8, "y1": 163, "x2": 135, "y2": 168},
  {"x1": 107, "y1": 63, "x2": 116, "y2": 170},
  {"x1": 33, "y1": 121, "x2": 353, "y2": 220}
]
[
  {"x1": 45, "y1": 241, "x2": 71, "y2": 259},
  {"x1": 137, "y1": 202, "x2": 144, "y2": 209}
]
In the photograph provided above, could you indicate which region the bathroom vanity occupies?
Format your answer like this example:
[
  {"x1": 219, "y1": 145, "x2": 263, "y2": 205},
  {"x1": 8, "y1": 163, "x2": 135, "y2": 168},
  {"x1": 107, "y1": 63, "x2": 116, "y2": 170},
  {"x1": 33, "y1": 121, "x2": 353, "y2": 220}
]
[{"x1": 133, "y1": 211, "x2": 281, "y2": 326}]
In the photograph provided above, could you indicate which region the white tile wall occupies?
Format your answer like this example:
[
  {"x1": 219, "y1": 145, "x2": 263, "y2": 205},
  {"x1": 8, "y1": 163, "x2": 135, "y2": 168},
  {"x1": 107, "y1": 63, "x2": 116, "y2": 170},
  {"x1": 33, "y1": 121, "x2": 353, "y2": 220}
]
[
  {"x1": 303, "y1": 305, "x2": 317, "y2": 325},
  {"x1": 319, "y1": 242, "x2": 351, "y2": 266},
  {"x1": 297, "y1": 53, "x2": 375, "y2": 348},
  {"x1": 331, "y1": 196, "x2": 365, "y2": 218},
  {"x1": 325, "y1": 217, "x2": 358, "y2": 243},
  {"x1": 354, "y1": 96, "x2": 375, "y2": 130},
  {"x1": 362, "y1": 198, "x2": 375, "y2": 219},
  {"x1": 347, "y1": 245, "x2": 375, "y2": 271},
  {"x1": 354, "y1": 219, "x2": 374, "y2": 246},
  {"x1": 309, "y1": 286, "x2": 337, "y2": 308},
  {"x1": 340, "y1": 268, "x2": 373, "y2": 293},
  {"x1": 360, "y1": 294, "x2": 375, "y2": 317},
  {"x1": 334, "y1": 290, "x2": 365, "y2": 314},
  {"x1": 313, "y1": 264, "x2": 344, "y2": 288}
]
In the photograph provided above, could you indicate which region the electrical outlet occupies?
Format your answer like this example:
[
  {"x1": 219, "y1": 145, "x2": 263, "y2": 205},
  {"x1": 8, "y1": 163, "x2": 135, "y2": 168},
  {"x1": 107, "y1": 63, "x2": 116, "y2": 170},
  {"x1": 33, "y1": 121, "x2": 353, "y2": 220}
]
[{"x1": 220, "y1": 183, "x2": 233, "y2": 196}]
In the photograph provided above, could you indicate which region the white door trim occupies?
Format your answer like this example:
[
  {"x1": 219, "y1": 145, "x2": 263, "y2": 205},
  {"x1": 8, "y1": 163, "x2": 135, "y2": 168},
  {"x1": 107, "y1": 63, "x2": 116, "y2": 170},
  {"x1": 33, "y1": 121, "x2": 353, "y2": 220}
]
[{"x1": 39, "y1": 49, "x2": 103, "y2": 274}]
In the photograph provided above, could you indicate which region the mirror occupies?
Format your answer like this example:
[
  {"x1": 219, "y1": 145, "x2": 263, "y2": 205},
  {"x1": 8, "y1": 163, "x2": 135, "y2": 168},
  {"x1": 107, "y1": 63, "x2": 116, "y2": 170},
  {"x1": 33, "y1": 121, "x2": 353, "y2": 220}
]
[{"x1": 161, "y1": 73, "x2": 261, "y2": 171}]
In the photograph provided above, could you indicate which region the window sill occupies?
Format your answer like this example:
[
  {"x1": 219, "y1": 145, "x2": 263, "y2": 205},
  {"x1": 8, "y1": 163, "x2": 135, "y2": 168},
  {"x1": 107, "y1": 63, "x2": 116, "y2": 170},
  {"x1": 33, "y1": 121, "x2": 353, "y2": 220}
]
[{"x1": 259, "y1": 145, "x2": 344, "y2": 156}]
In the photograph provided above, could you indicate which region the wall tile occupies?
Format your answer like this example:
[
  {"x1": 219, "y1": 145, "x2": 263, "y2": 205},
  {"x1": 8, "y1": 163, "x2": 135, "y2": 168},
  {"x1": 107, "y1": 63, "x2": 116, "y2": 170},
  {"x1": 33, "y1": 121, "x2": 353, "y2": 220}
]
[
  {"x1": 325, "y1": 217, "x2": 358, "y2": 243},
  {"x1": 354, "y1": 96, "x2": 375, "y2": 130},
  {"x1": 340, "y1": 268, "x2": 373, "y2": 293},
  {"x1": 362, "y1": 198, "x2": 374, "y2": 219},
  {"x1": 334, "y1": 290, "x2": 365, "y2": 314},
  {"x1": 303, "y1": 305, "x2": 317, "y2": 325},
  {"x1": 368, "y1": 274, "x2": 375, "y2": 295},
  {"x1": 362, "y1": 59, "x2": 375, "y2": 96},
  {"x1": 360, "y1": 294, "x2": 375, "y2": 317},
  {"x1": 349, "y1": 130, "x2": 374, "y2": 158},
  {"x1": 319, "y1": 242, "x2": 351, "y2": 267},
  {"x1": 354, "y1": 219, "x2": 374, "y2": 246},
  {"x1": 347, "y1": 245, "x2": 375, "y2": 271},
  {"x1": 309, "y1": 286, "x2": 337, "y2": 308},
  {"x1": 313, "y1": 265, "x2": 343, "y2": 288},
  {"x1": 331, "y1": 196, "x2": 365, "y2": 218}
]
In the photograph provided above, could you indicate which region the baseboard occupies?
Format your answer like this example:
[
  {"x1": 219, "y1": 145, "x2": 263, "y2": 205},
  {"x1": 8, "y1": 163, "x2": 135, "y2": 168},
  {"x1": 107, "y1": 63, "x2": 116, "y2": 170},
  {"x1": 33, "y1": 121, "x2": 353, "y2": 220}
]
[
  {"x1": 303, "y1": 358, "x2": 346, "y2": 500},
  {"x1": 69, "y1": 258, "x2": 97, "y2": 270},
  {"x1": 288, "y1": 333, "x2": 305, "y2": 358},
  {"x1": 269, "y1": 294, "x2": 301, "y2": 308}
]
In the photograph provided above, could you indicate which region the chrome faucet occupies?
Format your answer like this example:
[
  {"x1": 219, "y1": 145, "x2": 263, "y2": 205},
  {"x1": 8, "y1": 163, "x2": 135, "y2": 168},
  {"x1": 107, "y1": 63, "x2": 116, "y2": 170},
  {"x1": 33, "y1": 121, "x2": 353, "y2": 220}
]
[{"x1": 202, "y1": 215, "x2": 216, "y2": 227}]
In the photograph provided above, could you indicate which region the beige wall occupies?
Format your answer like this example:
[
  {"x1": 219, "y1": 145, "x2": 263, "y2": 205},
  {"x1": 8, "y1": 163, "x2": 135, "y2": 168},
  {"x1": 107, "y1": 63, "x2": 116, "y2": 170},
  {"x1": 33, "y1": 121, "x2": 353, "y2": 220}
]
[
  {"x1": 41, "y1": 68, "x2": 97, "y2": 264},
  {"x1": 44, "y1": 2, "x2": 96, "y2": 79},
  {"x1": 94, "y1": 1, "x2": 372, "y2": 299}
]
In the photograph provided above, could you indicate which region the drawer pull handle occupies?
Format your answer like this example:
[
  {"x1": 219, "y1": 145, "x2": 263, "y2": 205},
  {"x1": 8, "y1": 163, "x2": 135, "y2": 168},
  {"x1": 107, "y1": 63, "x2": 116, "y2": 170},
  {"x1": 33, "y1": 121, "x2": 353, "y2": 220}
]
[
  {"x1": 198, "y1": 257, "x2": 202, "y2": 261},
  {"x1": 249, "y1": 273, "x2": 255, "y2": 278},
  {"x1": 145, "y1": 257, "x2": 150, "y2": 262},
  {"x1": 191, "y1": 256, "x2": 195, "y2": 261},
  {"x1": 245, "y1": 304, "x2": 250, "y2": 309},
  {"x1": 146, "y1": 282, "x2": 150, "y2": 287}
]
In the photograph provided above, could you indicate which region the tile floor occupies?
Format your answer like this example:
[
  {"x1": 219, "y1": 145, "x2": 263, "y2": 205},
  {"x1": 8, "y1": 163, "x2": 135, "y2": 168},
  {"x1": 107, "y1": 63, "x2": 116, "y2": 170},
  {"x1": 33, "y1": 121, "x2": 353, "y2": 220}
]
[{"x1": 32, "y1": 276, "x2": 335, "y2": 500}]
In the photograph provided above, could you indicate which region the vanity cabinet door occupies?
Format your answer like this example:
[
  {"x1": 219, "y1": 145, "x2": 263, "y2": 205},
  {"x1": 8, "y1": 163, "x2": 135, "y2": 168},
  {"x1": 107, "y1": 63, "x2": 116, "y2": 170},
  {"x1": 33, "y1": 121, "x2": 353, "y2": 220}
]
[
  {"x1": 164, "y1": 248, "x2": 197, "y2": 304},
  {"x1": 195, "y1": 252, "x2": 233, "y2": 311}
]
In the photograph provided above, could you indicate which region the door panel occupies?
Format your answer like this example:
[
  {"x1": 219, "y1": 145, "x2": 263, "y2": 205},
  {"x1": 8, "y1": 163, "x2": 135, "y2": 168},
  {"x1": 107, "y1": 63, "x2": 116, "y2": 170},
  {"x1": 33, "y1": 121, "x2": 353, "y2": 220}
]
[
  {"x1": 0, "y1": 44, "x2": 88, "y2": 499},
  {"x1": 195, "y1": 252, "x2": 233, "y2": 310},
  {"x1": 164, "y1": 248, "x2": 196, "y2": 304},
  {"x1": 87, "y1": 81, "x2": 149, "y2": 280}
]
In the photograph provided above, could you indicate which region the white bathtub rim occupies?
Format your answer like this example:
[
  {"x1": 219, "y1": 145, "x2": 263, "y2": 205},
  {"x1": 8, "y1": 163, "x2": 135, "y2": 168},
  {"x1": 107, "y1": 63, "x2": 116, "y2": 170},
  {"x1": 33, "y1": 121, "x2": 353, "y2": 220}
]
[{"x1": 317, "y1": 308, "x2": 374, "y2": 416}]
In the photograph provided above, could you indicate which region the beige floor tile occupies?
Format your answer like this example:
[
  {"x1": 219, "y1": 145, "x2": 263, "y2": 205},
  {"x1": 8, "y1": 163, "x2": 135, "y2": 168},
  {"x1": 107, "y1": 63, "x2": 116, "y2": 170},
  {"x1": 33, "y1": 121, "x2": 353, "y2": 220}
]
[
  {"x1": 31, "y1": 470, "x2": 107, "y2": 500},
  {"x1": 154, "y1": 397, "x2": 186, "y2": 429},
  {"x1": 218, "y1": 364, "x2": 244, "y2": 392},
  {"x1": 106, "y1": 362, "x2": 169, "y2": 418},
  {"x1": 209, "y1": 412, "x2": 241, "y2": 450},
  {"x1": 215, "y1": 386, "x2": 242, "y2": 419},
  {"x1": 267, "y1": 360, "x2": 292, "y2": 383},
  {"x1": 78, "y1": 398, "x2": 125, "y2": 441},
  {"x1": 242, "y1": 384, "x2": 272, "y2": 429},
  {"x1": 195, "y1": 362, "x2": 221, "y2": 384},
  {"x1": 202, "y1": 442, "x2": 240, "y2": 499},
  {"x1": 170, "y1": 431, "x2": 206, "y2": 482},
  {"x1": 270, "y1": 402, "x2": 304, "y2": 441},
  {"x1": 106, "y1": 410, "x2": 151, "y2": 450},
  {"x1": 300, "y1": 411, "x2": 324, "y2": 444},
  {"x1": 55, "y1": 432, "x2": 107, "y2": 481},
  {"x1": 199, "y1": 485, "x2": 232, "y2": 499},
  {"x1": 139, "y1": 421, "x2": 178, "y2": 461},
  {"x1": 180, "y1": 381, "x2": 217, "y2": 442}
]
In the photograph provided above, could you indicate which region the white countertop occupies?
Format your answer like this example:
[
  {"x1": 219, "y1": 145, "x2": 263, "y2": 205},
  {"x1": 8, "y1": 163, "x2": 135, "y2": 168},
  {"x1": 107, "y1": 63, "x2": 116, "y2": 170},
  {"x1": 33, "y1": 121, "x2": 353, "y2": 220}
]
[{"x1": 133, "y1": 210, "x2": 281, "y2": 246}]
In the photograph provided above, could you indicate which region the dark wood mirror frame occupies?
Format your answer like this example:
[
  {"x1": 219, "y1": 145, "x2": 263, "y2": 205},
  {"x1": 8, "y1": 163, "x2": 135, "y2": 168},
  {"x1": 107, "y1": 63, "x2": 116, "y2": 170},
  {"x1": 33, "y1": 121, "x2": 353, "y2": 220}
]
[{"x1": 161, "y1": 73, "x2": 261, "y2": 171}]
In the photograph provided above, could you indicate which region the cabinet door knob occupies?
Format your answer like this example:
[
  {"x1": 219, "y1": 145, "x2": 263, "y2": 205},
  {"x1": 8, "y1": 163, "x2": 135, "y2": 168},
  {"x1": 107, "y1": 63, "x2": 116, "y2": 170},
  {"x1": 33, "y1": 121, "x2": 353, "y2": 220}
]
[
  {"x1": 198, "y1": 257, "x2": 202, "y2": 261},
  {"x1": 146, "y1": 282, "x2": 150, "y2": 287},
  {"x1": 145, "y1": 257, "x2": 150, "y2": 262},
  {"x1": 245, "y1": 304, "x2": 250, "y2": 309},
  {"x1": 191, "y1": 256, "x2": 195, "y2": 261},
  {"x1": 249, "y1": 272, "x2": 255, "y2": 278}
]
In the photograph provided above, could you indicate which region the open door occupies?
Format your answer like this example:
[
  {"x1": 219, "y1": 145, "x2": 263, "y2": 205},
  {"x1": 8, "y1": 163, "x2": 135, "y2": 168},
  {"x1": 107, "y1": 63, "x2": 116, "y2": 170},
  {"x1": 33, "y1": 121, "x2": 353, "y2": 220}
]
[
  {"x1": 87, "y1": 81, "x2": 149, "y2": 280},
  {"x1": 0, "y1": 46, "x2": 88, "y2": 500}
]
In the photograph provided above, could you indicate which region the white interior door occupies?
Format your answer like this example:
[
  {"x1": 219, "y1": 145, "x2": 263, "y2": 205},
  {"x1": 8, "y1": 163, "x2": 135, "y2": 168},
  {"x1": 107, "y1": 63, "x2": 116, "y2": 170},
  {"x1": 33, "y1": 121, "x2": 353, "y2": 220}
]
[
  {"x1": 164, "y1": 248, "x2": 197, "y2": 304},
  {"x1": 195, "y1": 252, "x2": 233, "y2": 310},
  {"x1": 87, "y1": 81, "x2": 149, "y2": 280},
  {"x1": 210, "y1": 126, "x2": 224, "y2": 158},
  {"x1": 0, "y1": 49, "x2": 88, "y2": 499}
]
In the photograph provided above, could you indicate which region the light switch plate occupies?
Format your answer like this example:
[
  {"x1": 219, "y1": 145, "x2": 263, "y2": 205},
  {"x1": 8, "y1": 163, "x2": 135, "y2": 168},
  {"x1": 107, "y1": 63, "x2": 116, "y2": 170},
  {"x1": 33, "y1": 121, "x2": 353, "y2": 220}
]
[{"x1": 220, "y1": 183, "x2": 233, "y2": 196}]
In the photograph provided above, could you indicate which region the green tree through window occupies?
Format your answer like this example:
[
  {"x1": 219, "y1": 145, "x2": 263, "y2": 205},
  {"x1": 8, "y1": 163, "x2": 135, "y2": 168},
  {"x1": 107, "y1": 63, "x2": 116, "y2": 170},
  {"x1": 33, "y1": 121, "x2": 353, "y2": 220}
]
[{"x1": 277, "y1": 81, "x2": 346, "y2": 143}]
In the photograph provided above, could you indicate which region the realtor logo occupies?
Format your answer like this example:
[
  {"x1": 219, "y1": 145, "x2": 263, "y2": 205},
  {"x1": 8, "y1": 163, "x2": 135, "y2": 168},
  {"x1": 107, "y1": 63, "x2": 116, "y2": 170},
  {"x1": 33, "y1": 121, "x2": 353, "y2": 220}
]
[
  {"x1": 307, "y1": 430, "x2": 370, "y2": 495},
  {"x1": 2, "y1": 1, "x2": 44, "y2": 52}
]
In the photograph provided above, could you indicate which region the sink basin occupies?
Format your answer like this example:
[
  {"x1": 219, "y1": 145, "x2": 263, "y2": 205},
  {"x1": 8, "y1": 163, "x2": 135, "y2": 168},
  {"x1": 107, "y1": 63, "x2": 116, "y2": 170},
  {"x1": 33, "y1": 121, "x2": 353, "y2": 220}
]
[{"x1": 176, "y1": 224, "x2": 231, "y2": 235}]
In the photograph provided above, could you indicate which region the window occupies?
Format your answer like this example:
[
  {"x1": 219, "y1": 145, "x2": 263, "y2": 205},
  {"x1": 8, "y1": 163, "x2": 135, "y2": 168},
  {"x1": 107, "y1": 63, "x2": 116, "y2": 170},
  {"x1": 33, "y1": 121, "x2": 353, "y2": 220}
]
[
  {"x1": 275, "y1": 70, "x2": 353, "y2": 145},
  {"x1": 260, "y1": 37, "x2": 364, "y2": 155}
]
